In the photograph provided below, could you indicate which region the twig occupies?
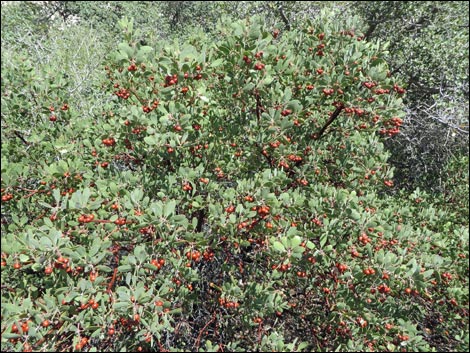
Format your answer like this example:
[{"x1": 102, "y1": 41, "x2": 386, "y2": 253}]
[
  {"x1": 13, "y1": 131, "x2": 31, "y2": 146},
  {"x1": 254, "y1": 90, "x2": 262, "y2": 124},
  {"x1": 255, "y1": 142, "x2": 274, "y2": 167},
  {"x1": 276, "y1": 2, "x2": 291, "y2": 31},
  {"x1": 312, "y1": 104, "x2": 344, "y2": 140},
  {"x1": 194, "y1": 312, "x2": 217, "y2": 350}
]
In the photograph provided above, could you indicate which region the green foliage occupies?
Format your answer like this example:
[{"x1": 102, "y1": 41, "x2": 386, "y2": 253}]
[
  {"x1": 354, "y1": 1, "x2": 468, "y2": 96},
  {"x1": 1, "y1": 2, "x2": 468, "y2": 352},
  {"x1": 44, "y1": 1, "x2": 166, "y2": 42},
  {"x1": 351, "y1": 1, "x2": 469, "y2": 191},
  {"x1": 0, "y1": 2, "x2": 49, "y2": 46},
  {"x1": 437, "y1": 155, "x2": 470, "y2": 225}
]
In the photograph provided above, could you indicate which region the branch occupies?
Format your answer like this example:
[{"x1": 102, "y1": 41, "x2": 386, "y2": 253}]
[
  {"x1": 404, "y1": 6, "x2": 438, "y2": 31},
  {"x1": 195, "y1": 209, "x2": 205, "y2": 233},
  {"x1": 194, "y1": 312, "x2": 217, "y2": 350},
  {"x1": 255, "y1": 142, "x2": 274, "y2": 168},
  {"x1": 363, "y1": 22, "x2": 378, "y2": 40},
  {"x1": 253, "y1": 89, "x2": 266, "y2": 124},
  {"x1": 407, "y1": 78, "x2": 441, "y2": 95},
  {"x1": 312, "y1": 104, "x2": 344, "y2": 140},
  {"x1": 276, "y1": 2, "x2": 291, "y2": 31},
  {"x1": 254, "y1": 90, "x2": 261, "y2": 124},
  {"x1": 13, "y1": 131, "x2": 31, "y2": 146}
]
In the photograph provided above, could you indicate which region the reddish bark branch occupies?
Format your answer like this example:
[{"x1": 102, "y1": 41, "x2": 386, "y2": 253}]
[{"x1": 312, "y1": 104, "x2": 344, "y2": 140}]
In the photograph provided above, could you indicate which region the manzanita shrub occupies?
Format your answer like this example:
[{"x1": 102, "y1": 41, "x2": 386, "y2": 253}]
[{"x1": 1, "y1": 13, "x2": 468, "y2": 352}]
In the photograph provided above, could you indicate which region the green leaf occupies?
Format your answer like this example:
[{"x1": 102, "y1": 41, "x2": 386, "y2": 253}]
[
  {"x1": 109, "y1": 182, "x2": 118, "y2": 194},
  {"x1": 82, "y1": 187, "x2": 91, "y2": 205},
  {"x1": 96, "y1": 265, "x2": 113, "y2": 273},
  {"x1": 40, "y1": 237, "x2": 53, "y2": 248},
  {"x1": 286, "y1": 100, "x2": 302, "y2": 112},
  {"x1": 320, "y1": 233, "x2": 328, "y2": 248},
  {"x1": 243, "y1": 82, "x2": 255, "y2": 92},
  {"x1": 144, "y1": 135, "x2": 157, "y2": 145},
  {"x1": 306, "y1": 241, "x2": 315, "y2": 250},
  {"x1": 134, "y1": 245, "x2": 147, "y2": 263},
  {"x1": 114, "y1": 302, "x2": 131, "y2": 310},
  {"x1": 172, "y1": 215, "x2": 188, "y2": 226},
  {"x1": 3, "y1": 333, "x2": 22, "y2": 339},
  {"x1": 163, "y1": 200, "x2": 177, "y2": 217},
  {"x1": 118, "y1": 42, "x2": 134, "y2": 59},
  {"x1": 130, "y1": 189, "x2": 143, "y2": 203},
  {"x1": 283, "y1": 87, "x2": 292, "y2": 102},
  {"x1": 262, "y1": 75, "x2": 274, "y2": 86},
  {"x1": 272, "y1": 241, "x2": 286, "y2": 252},
  {"x1": 38, "y1": 201, "x2": 52, "y2": 209},
  {"x1": 53, "y1": 189, "x2": 61, "y2": 204},
  {"x1": 249, "y1": 26, "x2": 261, "y2": 39},
  {"x1": 210, "y1": 58, "x2": 224, "y2": 67},
  {"x1": 19, "y1": 254, "x2": 30, "y2": 262},
  {"x1": 422, "y1": 269, "x2": 434, "y2": 278},
  {"x1": 136, "y1": 46, "x2": 153, "y2": 60},
  {"x1": 348, "y1": 209, "x2": 361, "y2": 221},
  {"x1": 118, "y1": 265, "x2": 133, "y2": 273},
  {"x1": 290, "y1": 235, "x2": 302, "y2": 248}
]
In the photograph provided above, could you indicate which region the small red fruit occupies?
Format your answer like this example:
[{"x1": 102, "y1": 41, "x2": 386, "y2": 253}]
[
  {"x1": 336, "y1": 263, "x2": 348, "y2": 273},
  {"x1": 281, "y1": 109, "x2": 292, "y2": 117},
  {"x1": 254, "y1": 63, "x2": 265, "y2": 70},
  {"x1": 89, "y1": 271, "x2": 98, "y2": 282}
]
